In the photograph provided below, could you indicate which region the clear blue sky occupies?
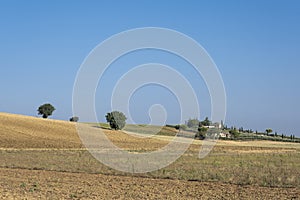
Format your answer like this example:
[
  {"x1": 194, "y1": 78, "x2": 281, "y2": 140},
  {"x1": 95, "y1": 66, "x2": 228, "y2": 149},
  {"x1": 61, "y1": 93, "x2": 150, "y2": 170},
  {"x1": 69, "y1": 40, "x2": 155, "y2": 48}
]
[{"x1": 0, "y1": 1, "x2": 299, "y2": 136}]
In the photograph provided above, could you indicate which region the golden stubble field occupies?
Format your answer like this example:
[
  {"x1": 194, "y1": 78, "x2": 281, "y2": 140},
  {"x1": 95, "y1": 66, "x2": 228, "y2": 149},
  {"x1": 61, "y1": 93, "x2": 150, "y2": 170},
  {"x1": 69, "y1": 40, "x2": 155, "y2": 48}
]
[{"x1": 0, "y1": 112, "x2": 299, "y2": 199}]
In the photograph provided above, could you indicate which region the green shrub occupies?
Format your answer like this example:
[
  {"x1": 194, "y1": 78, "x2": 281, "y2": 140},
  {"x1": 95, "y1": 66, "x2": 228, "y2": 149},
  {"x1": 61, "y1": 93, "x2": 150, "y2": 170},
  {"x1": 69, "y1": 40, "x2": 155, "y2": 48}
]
[
  {"x1": 69, "y1": 116, "x2": 79, "y2": 122},
  {"x1": 105, "y1": 111, "x2": 127, "y2": 130}
]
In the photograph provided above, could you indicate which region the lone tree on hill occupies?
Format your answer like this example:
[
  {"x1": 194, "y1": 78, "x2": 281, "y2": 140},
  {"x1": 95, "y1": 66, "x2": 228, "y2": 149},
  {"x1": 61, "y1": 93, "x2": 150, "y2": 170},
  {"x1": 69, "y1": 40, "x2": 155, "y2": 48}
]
[
  {"x1": 105, "y1": 111, "x2": 127, "y2": 130},
  {"x1": 37, "y1": 103, "x2": 55, "y2": 118}
]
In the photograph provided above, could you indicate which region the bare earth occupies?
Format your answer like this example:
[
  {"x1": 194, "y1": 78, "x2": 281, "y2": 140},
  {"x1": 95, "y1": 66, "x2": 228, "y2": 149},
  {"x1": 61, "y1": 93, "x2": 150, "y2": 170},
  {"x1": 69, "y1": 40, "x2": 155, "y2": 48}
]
[
  {"x1": 1, "y1": 168, "x2": 299, "y2": 200},
  {"x1": 0, "y1": 112, "x2": 299, "y2": 199}
]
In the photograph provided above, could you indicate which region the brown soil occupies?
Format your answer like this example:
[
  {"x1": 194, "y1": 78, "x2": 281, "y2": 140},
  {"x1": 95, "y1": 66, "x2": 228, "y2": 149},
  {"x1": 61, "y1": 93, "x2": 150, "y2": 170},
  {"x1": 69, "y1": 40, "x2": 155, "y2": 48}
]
[{"x1": 1, "y1": 168, "x2": 299, "y2": 200}]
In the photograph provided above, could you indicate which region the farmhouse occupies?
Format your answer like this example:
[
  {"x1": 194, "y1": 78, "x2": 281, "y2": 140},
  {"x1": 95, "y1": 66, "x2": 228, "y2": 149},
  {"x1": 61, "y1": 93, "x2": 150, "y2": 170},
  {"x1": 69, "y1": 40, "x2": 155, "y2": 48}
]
[
  {"x1": 203, "y1": 122, "x2": 222, "y2": 129},
  {"x1": 219, "y1": 132, "x2": 231, "y2": 138}
]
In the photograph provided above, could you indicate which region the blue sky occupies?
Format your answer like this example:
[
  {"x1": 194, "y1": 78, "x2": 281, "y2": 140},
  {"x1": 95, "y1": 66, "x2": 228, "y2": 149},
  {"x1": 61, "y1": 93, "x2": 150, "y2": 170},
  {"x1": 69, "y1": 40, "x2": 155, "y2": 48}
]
[{"x1": 0, "y1": 1, "x2": 299, "y2": 136}]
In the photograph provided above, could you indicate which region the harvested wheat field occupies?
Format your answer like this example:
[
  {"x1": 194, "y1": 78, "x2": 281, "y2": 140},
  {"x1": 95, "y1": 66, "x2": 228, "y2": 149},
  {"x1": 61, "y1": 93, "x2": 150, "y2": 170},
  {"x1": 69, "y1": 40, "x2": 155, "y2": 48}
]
[{"x1": 0, "y1": 112, "x2": 299, "y2": 199}]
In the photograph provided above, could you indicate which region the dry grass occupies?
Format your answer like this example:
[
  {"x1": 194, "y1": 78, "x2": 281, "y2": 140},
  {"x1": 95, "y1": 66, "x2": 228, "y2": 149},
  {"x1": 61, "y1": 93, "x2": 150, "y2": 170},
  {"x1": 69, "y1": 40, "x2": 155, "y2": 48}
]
[
  {"x1": 0, "y1": 112, "x2": 300, "y2": 199},
  {"x1": 0, "y1": 112, "x2": 82, "y2": 149}
]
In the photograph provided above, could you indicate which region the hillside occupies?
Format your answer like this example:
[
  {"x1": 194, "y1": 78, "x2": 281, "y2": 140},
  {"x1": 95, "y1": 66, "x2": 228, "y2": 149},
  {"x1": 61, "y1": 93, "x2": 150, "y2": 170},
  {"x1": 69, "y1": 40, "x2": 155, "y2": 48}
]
[
  {"x1": 0, "y1": 112, "x2": 82, "y2": 149},
  {"x1": 0, "y1": 112, "x2": 171, "y2": 151}
]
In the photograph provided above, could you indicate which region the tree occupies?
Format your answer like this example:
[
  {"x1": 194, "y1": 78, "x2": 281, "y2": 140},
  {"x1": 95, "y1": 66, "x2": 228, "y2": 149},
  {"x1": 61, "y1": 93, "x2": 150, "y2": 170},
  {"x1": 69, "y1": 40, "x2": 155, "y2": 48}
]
[
  {"x1": 196, "y1": 126, "x2": 208, "y2": 140},
  {"x1": 70, "y1": 116, "x2": 79, "y2": 122},
  {"x1": 229, "y1": 129, "x2": 240, "y2": 139},
  {"x1": 266, "y1": 128, "x2": 273, "y2": 136},
  {"x1": 224, "y1": 124, "x2": 228, "y2": 130},
  {"x1": 221, "y1": 120, "x2": 224, "y2": 129},
  {"x1": 239, "y1": 127, "x2": 244, "y2": 132},
  {"x1": 186, "y1": 118, "x2": 200, "y2": 128},
  {"x1": 105, "y1": 111, "x2": 127, "y2": 130},
  {"x1": 200, "y1": 117, "x2": 211, "y2": 127},
  {"x1": 37, "y1": 103, "x2": 55, "y2": 118}
]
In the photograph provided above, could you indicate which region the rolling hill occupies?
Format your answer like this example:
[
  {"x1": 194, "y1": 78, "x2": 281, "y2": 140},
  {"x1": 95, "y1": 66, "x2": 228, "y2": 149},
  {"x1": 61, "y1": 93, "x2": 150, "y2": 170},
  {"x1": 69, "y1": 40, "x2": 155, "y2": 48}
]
[{"x1": 0, "y1": 112, "x2": 82, "y2": 149}]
